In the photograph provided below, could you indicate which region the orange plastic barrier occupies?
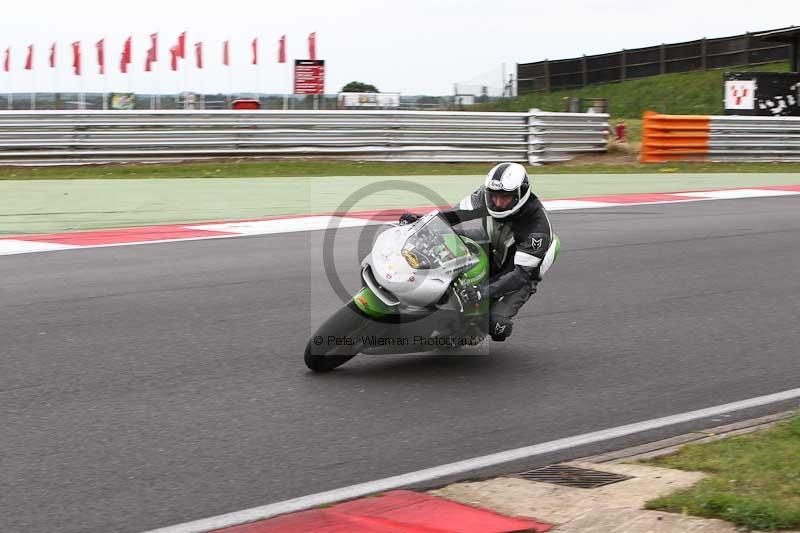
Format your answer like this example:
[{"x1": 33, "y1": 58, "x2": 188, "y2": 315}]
[{"x1": 640, "y1": 111, "x2": 711, "y2": 163}]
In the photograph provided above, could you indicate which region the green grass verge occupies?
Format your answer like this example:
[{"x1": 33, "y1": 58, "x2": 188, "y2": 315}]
[
  {"x1": 0, "y1": 161, "x2": 499, "y2": 180},
  {"x1": 478, "y1": 62, "x2": 791, "y2": 118},
  {"x1": 1, "y1": 158, "x2": 800, "y2": 180},
  {"x1": 645, "y1": 413, "x2": 800, "y2": 531}
]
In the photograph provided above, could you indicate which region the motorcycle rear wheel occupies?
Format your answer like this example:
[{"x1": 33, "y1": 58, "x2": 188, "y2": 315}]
[{"x1": 305, "y1": 301, "x2": 373, "y2": 372}]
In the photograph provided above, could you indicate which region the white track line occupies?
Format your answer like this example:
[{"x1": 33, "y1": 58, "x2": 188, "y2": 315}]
[
  {"x1": 0, "y1": 239, "x2": 78, "y2": 255},
  {"x1": 145, "y1": 387, "x2": 800, "y2": 533},
  {"x1": 186, "y1": 216, "x2": 375, "y2": 235}
]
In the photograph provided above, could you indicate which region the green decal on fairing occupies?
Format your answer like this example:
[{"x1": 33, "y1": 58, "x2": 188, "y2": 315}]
[
  {"x1": 460, "y1": 237, "x2": 489, "y2": 286},
  {"x1": 442, "y1": 233, "x2": 469, "y2": 258},
  {"x1": 553, "y1": 234, "x2": 561, "y2": 262},
  {"x1": 458, "y1": 237, "x2": 490, "y2": 317},
  {"x1": 353, "y1": 287, "x2": 393, "y2": 318}
]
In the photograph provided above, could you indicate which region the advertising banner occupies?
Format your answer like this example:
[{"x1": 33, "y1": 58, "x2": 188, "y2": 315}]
[
  {"x1": 110, "y1": 93, "x2": 135, "y2": 110},
  {"x1": 338, "y1": 92, "x2": 400, "y2": 108}
]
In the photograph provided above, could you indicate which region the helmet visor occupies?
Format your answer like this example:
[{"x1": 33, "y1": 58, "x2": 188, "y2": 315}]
[{"x1": 486, "y1": 189, "x2": 518, "y2": 212}]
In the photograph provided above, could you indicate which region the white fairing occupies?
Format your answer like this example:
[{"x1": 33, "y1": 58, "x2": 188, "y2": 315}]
[{"x1": 361, "y1": 213, "x2": 476, "y2": 308}]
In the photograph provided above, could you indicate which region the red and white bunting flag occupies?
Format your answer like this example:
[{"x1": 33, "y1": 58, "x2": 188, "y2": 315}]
[
  {"x1": 222, "y1": 40, "x2": 230, "y2": 66},
  {"x1": 96, "y1": 39, "x2": 105, "y2": 75},
  {"x1": 72, "y1": 41, "x2": 81, "y2": 75},
  {"x1": 123, "y1": 37, "x2": 132, "y2": 64},
  {"x1": 149, "y1": 33, "x2": 158, "y2": 62},
  {"x1": 308, "y1": 32, "x2": 316, "y2": 60},
  {"x1": 194, "y1": 42, "x2": 203, "y2": 69},
  {"x1": 49, "y1": 43, "x2": 56, "y2": 68},
  {"x1": 278, "y1": 35, "x2": 286, "y2": 63},
  {"x1": 3, "y1": 48, "x2": 9, "y2": 72},
  {"x1": 177, "y1": 31, "x2": 186, "y2": 59},
  {"x1": 120, "y1": 36, "x2": 131, "y2": 73},
  {"x1": 170, "y1": 46, "x2": 178, "y2": 71},
  {"x1": 251, "y1": 37, "x2": 258, "y2": 65},
  {"x1": 25, "y1": 44, "x2": 33, "y2": 70}
]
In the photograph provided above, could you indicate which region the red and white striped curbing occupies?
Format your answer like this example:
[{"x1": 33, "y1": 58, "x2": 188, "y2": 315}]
[{"x1": 2, "y1": 185, "x2": 799, "y2": 256}]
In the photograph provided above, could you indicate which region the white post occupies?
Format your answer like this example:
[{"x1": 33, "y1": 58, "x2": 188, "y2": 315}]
[{"x1": 54, "y1": 57, "x2": 59, "y2": 110}]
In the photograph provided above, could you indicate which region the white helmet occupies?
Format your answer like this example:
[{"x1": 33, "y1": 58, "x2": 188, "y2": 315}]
[{"x1": 484, "y1": 163, "x2": 531, "y2": 219}]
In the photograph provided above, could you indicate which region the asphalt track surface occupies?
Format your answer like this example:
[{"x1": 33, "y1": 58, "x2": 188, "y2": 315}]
[{"x1": 2, "y1": 196, "x2": 800, "y2": 532}]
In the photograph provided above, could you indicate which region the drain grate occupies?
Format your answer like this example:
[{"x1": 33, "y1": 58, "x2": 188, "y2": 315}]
[{"x1": 514, "y1": 464, "x2": 632, "y2": 489}]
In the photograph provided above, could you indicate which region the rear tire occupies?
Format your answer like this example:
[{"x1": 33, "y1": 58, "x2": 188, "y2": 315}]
[{"x1": 305, "y1": 301, "x2": 373, "y2": 372}]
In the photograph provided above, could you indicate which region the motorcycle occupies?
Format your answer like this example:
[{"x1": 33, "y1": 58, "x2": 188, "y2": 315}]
[{"x1": 304, "y1": 211, "x2": 559, "y2": 372}]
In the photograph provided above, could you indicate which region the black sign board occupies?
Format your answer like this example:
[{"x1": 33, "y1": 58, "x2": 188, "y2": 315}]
[
  {"x1": 724, "y1": 72, "x2": 800, "y2": 116},
  {"x1": 294, "y1": 60, "x2": 325, "y2": 95}
]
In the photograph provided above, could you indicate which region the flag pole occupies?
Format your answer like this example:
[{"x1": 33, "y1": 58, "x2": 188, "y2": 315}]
[
  {"x1": 155, "y1": 30, "x2": 161, "y2": 110},
  {"x1": 103, "y1": 40, "x2": 108, "y2": 110},
  {"x1": 157, "y1": 52, "x2": 161, "y2": 110},
  {"x1": 183, "y1": 50, "x2": 188, "y2": 110},
  {"x1": 6, "y1": 48, "x2": 12, "y2": 110},
  {"x1": 54, "y1": 54, "x2": 58, "y2": 110},
  {"x1": 228, "y1": 38, "x2": 232, "y2": 108},
  {"x1": 284, "y1": 61, "x2": 289, "y2": 110},
  {"x1": 254, "y1": 39, "x2": 259, "y2": 101},
  {"x1": 78, "y1": 45, "x2": 84, "y2": 110},
  {"x1": 30, "y1": 50, "x2": 36, "y2": 110},
  {"x1": 130, "y1": 40, "x2": 135, "y2": 107}
]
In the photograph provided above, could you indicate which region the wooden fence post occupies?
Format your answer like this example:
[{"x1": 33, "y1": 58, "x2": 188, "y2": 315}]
[
  {"x1": 621, "y1": 49, "x2": 627, "y2": 81},
  {"x1": 581, "y1": 55, "x2": 588, "y2": 87},
  {"x1": 544, "y1": 60, "x2": 551, "y2": 92},
  {"x1": 701, "y1": 38, "x2": 707, "y2": 70},
  {"x1": 745, "y1": 32, "x2": 752, "y2": 65}
]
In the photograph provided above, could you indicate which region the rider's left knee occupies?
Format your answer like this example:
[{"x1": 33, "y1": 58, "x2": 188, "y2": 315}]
[{"x1": 490, "y1": 315, "x2": 513, "y2": 341}]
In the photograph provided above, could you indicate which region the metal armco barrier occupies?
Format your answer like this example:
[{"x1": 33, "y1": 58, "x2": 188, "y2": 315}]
[
  {"x1": 641, "y1": 111, "x2": 800, "y2": 163},
  {"x1": 529, "y1": 111, "x2": 610, "y2": 163},
  {"x1": 0, "y1": 110, "x2": 608, "y2": 166}
]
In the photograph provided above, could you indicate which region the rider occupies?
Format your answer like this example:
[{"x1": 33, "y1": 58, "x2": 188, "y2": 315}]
[{"x1": 400, "y1": 162, "x2": 556, "y2": 342}]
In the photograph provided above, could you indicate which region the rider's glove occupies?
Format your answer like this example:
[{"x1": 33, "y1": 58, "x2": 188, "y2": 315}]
[
  {"x1": 399, "y1": 213, "x2": 421, "y2": 226},
  {"x1": 457, "y1": 284, "x2": 482, "y2": 306}
]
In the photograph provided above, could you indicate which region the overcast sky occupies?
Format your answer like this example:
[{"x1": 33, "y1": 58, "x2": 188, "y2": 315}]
[{"x1": 0, "y1": 0, "x2": 796, "y2": 96}]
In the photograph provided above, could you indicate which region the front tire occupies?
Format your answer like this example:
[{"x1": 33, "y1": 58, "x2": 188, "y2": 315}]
[{"x1": 305, "y1": 301, "x2": 373, "y2": 372}]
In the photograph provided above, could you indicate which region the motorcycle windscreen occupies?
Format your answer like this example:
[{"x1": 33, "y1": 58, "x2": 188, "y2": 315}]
[{"x1": 400, "y1": 216, "x2": 469, "y2": 270}]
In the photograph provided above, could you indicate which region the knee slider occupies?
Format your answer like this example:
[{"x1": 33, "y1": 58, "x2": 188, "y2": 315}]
[{"x1": 490, "y1": 315, "x2": 513, "y2": 341}]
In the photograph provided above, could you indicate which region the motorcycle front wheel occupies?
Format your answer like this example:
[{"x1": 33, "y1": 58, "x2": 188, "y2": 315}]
[{"x1": 304, "y1": 301, "x2": 375, "y2": 372}]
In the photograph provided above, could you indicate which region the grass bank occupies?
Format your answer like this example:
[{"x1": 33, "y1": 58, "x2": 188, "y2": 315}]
[
  {"x1": 478, "y1": 62, "x2": 791, "y2": 118},
  {"x1": 645, "y1": 413, "x2": 800, "y2": 531}
]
